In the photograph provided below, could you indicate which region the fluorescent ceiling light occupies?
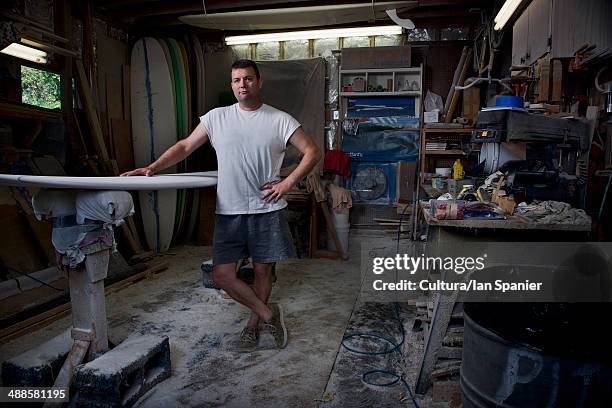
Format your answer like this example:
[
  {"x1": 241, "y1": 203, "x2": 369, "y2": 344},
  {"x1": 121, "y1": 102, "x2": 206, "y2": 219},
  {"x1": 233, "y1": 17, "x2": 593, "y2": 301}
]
[
  {"x1": 494, "y1": 0, "x2": 523, "y2": 31},
  {"x1": 225, "y1": 26, "x2": 402, "y2": 45},
  {"x1": 1, "y1": 42, "x2": 48, "y2": 63}
]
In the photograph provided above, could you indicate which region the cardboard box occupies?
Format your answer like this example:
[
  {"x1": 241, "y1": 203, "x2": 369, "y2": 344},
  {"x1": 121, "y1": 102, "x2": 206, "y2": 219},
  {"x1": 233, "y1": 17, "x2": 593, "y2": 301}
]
[
  {"x1": 424, "y1": 111, "x2": 439, "y2": 123},
  {"x1": 341, "y1": 46, "x2": 411, "y2": 69}
]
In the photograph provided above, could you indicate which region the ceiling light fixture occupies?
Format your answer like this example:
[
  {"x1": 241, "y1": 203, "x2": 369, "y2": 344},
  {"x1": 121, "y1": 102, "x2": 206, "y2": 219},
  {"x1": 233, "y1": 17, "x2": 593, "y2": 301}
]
[
  {"x1": 493, "y1": 0, "x2": 523, "y2": 31},
  {"x1": 0, "y1": 42, "x2": 48, "y2": 63},
  {"x1": 225, "y1": 25, "x2": 402, "y2": 45}
]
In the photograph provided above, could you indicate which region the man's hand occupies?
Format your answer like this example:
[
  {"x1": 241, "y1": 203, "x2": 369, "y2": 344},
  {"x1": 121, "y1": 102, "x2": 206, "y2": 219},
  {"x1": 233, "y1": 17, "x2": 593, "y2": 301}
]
[
  {"x1": 260, "y1": 179, "x2": 291, "y2": 203},
  {"x1": 120, "y1": 167, "x2": 154, "y2": 177}
]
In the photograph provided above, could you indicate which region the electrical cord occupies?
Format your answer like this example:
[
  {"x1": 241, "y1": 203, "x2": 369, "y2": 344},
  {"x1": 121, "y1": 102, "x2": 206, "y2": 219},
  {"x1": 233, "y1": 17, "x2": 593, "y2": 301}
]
[
  {"x1": 0, "y1": 262, "x2": 64, "y2": 292},
  {"x1": 341, "y1": 303, "x2": 420, "y2": 408}
]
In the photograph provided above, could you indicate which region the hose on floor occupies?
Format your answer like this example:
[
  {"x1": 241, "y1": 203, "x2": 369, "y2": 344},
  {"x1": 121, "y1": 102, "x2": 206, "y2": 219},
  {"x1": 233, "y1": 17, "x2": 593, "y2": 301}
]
[{"x1": 341, "y1": 303, "x2": 420, "y2": 408}]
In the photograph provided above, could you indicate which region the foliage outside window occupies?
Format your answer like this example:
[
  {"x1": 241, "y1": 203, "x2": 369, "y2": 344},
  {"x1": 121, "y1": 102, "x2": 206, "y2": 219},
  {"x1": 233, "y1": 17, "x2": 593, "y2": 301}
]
[
  {"x1": 441, "y1": 27, "x2": 469, "y2": 41},
  {"x1": 314, "y1": 38, "x2": 339, "y2": 57},
  {"x1": 21, "y1": 66, "x2": 61, "y2": 110},
  {"x1": 255, "y1": 42, "x2": 280, "y2": 61},
  {"x1": 406, "y1": 28, "x2": 436, "y2": 42},
  {"x1": 342, "y1": 36, "x2": 370, "y2": 48}
]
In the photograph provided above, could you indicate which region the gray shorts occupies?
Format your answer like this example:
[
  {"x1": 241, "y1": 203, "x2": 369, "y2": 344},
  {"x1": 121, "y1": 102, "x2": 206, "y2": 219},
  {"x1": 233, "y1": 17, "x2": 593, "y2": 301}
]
[{"x1": 212, "y1": 208, "x2": 296, "y2": 265}]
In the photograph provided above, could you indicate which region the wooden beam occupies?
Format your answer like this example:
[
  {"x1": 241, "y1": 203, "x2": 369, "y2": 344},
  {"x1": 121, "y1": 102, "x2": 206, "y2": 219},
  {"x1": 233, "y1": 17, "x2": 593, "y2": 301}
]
[{"x1": 74, "y1": 60, "x2": 113, "y2": 166}]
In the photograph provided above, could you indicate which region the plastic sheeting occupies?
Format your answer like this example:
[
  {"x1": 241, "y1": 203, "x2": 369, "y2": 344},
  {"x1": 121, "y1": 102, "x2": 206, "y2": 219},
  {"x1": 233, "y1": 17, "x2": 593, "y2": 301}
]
[
  {"x1": 326, "y1": 121, "x2": 337, "y2": 150},
  {"x1": 258, "y1": 58, "x2": 325, "y2": 173},
  {"x1": 324, "y1": 51, "x2": 339, "y2": 108},
  {"x1": 32, "y1": 190, "x2": 134, "y2": 269},
  {"x1": 342, "y1": 117, "x2": 420, "y2": 162},
  {"x1": 32, "y1": 189, "x2": 77, "y2": 220},
  {"x1": 75, "y1": 190, "x2": 134, "y2": 226}
]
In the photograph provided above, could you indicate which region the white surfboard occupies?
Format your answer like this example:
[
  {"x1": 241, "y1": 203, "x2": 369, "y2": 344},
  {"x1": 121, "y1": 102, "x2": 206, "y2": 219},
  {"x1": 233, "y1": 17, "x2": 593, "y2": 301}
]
[
  {"x1": 0, "y1": 172, "x2": 217, "y2": 190},
  {"x1": 131, "y1": 37, "x2": 179, "y2": 253}
]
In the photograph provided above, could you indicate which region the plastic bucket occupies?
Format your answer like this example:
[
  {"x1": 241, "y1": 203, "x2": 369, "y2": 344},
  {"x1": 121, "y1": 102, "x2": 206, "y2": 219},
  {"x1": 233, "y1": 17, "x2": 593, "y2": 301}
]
[
  {"x1": 327, "y1": 208, "x2": 350, "y2": 252},
  {"x1": 495, "y1": 95, "x2": 524, "y2": 108}
]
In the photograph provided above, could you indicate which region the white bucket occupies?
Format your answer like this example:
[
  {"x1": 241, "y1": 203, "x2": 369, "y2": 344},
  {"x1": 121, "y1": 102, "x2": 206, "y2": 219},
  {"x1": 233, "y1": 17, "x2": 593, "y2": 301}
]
[{"x1": 327, "y1": 208, "x2": 350, "y2": 253}]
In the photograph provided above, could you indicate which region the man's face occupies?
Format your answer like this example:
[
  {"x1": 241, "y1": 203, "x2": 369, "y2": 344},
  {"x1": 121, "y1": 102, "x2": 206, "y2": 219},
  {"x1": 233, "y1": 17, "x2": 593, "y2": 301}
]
[{"x1": 231, "y1": 67, "x2": 262, "y2": 103}]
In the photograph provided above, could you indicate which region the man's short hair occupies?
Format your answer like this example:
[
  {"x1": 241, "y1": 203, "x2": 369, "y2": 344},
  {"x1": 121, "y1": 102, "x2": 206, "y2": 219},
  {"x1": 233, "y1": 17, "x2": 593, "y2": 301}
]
[{"x1": 231, "y1": 59, "x2": 260, "y2": 79}]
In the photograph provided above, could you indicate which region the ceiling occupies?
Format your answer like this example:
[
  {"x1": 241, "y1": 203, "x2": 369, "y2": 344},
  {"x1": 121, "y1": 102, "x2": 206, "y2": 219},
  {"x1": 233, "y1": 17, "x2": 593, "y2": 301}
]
[
  {"x1": 179, "y1": 2, "x2": 417, "y2": 31},
  {"x1": 92, "y1": 0, "x2": 490, "y2": 33}
]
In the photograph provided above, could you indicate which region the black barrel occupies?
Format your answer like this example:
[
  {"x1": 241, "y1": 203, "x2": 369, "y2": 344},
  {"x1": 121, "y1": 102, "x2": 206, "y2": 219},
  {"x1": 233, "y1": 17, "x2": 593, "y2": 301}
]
[{"x1": 461, "y1": 304, "x2": 612, "y2": 407}]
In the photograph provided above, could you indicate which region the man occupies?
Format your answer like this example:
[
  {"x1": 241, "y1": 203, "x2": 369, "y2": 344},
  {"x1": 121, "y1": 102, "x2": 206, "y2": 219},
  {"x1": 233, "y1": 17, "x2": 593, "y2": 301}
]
[{"x1": 122, "y1": 59, "x2": 321, "y2": 350}]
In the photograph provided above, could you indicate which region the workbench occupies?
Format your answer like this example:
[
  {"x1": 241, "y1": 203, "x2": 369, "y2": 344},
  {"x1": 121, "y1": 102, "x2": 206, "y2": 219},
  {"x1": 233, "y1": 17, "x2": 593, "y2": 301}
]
[{"x1": 414, "y1": 200, "x2": 592, "y2": 394}]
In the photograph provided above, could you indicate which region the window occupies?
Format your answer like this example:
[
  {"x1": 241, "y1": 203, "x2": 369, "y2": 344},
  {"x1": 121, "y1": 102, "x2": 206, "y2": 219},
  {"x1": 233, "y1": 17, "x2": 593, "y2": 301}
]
[
  {"x1": 375, "y1": 35, "x2": 402, "y2": 46},
  {"x1": 21, "y1": 66, "x2": 61, "y2": 109},
  {"x1": 255, "y1": 42, "x2": 280, "y2": 61},
  {"x1": 231, "y1": 44, "x2": 251, "y2": 60},
  {"x1": 342, "y1": 36, "x2": 370, "y2": 48},
  {"x1": 313, "y1": 38, "x2": 339, "y2": 57},
  {"x1": 284, "y1": 40, "x2": 309, "y2": 60},
  {"x1": 441, "y1": 27, "x2": 469, "y2": 41},
  {"x1": 406, "y1": 28, "x2": 436, "y2": 42}
]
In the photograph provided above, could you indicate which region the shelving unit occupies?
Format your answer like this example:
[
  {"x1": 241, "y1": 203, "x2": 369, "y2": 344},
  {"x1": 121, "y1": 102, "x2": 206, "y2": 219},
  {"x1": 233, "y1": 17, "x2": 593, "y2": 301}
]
[
  {"x1": 419, "y1": 127, "x2": 478, "y2": 182},
  {"x1": 340, "y1": 67, "x2": 423, "y2": 96}
]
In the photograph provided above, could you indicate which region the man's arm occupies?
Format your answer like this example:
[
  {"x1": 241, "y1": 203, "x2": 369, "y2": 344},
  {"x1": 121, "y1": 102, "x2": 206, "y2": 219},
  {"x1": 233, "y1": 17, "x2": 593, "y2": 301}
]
[
  {"x1": 262, "y1": 126, "x2": 322, "y2": 203},
  {"x1": 121, "y1": 121, "x2": 210, "y2": 176}
]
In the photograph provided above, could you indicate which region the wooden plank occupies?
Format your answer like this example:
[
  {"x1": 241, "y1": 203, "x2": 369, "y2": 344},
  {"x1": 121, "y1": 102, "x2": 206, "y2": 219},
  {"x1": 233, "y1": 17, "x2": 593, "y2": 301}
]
[
  {"x1": 444, "y1": 48, "x2": 473, "y2": 123},
  {"x1": 551, "y1": 59, "x2": 562, "y2": 102},
  {"x1": 111, "y1": 118, "x2": 134, "y2": 174},
  {"x1": 537, "y1": 58, "x2": 550, "y2": 102},
  {"x1": 462, "y1": 85, "x2": 480, "y2": 124},
  {"x1": 396, "y1": 161, "x2": 416, "y2": 203},
  {"x1": 43, "y1": 340, "x2": 88, "y2": 408},
  {"x1": 0, "y1": 101, "x2": 62, "y2": 121},
  {"x1": 415, "y1": 289, "x2": 459, "y2": 393},
  {"x1": 443, "y1": 46, "x2": 468, "y2": 119},
  {"x1": 98, "y1": 111, "x2": 112, "y2": 158},
  {"x1": 319, "y1": 201, "x2": 346, "y2": 259},
  {"x1": 73, "y1": 60, "x2": 112, "y2": 166}
]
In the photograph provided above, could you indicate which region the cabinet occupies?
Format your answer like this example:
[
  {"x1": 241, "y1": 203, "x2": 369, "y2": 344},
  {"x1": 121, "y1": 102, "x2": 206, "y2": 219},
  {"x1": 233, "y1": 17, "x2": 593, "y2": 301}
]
[
  {"x1": 512, "y1": 0, "x2": 612, "y2": 64},
  {"x1": 512, "y1": 0, "x2": 551, "y2": 66},
  {"x1": 418, "y1": 128, "x2": 478, "y2": 183}
]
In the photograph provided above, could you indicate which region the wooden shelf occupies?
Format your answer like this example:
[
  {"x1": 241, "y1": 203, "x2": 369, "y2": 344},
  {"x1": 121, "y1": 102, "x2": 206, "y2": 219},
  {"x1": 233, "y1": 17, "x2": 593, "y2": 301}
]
[
  {"x1": 340, "y1": 91, "x2": 421, "y2": 97},
  {"x1": 0, "y1": 101, "x2": 62, "y2": 121},
  {"x1": 340, "y1": 67, "x2": 422, "y2": 74}
]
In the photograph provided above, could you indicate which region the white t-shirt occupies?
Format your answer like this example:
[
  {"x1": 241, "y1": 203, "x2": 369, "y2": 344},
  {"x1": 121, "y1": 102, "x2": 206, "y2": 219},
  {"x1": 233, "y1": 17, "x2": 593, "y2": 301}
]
[{"x1": 200, "y1": 103, "x2": 301, "y2": 214}]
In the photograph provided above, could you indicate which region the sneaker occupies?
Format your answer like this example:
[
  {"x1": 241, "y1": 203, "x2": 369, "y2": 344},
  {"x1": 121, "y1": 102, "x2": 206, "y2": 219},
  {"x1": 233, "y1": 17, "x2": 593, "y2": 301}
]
[
  {"x1": 263, "y1": 303, "x2": 288, "y2": 348},
  {"x1": 239, "y1": 327, "x2": 259, "y2": 351}
]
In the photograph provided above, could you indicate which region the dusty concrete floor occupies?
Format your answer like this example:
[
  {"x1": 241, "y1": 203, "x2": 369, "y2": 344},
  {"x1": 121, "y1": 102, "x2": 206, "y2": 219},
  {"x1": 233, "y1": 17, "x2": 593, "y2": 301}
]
[{"x1": 0, "y1": 230, "x2": 437, "y2": 407}]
